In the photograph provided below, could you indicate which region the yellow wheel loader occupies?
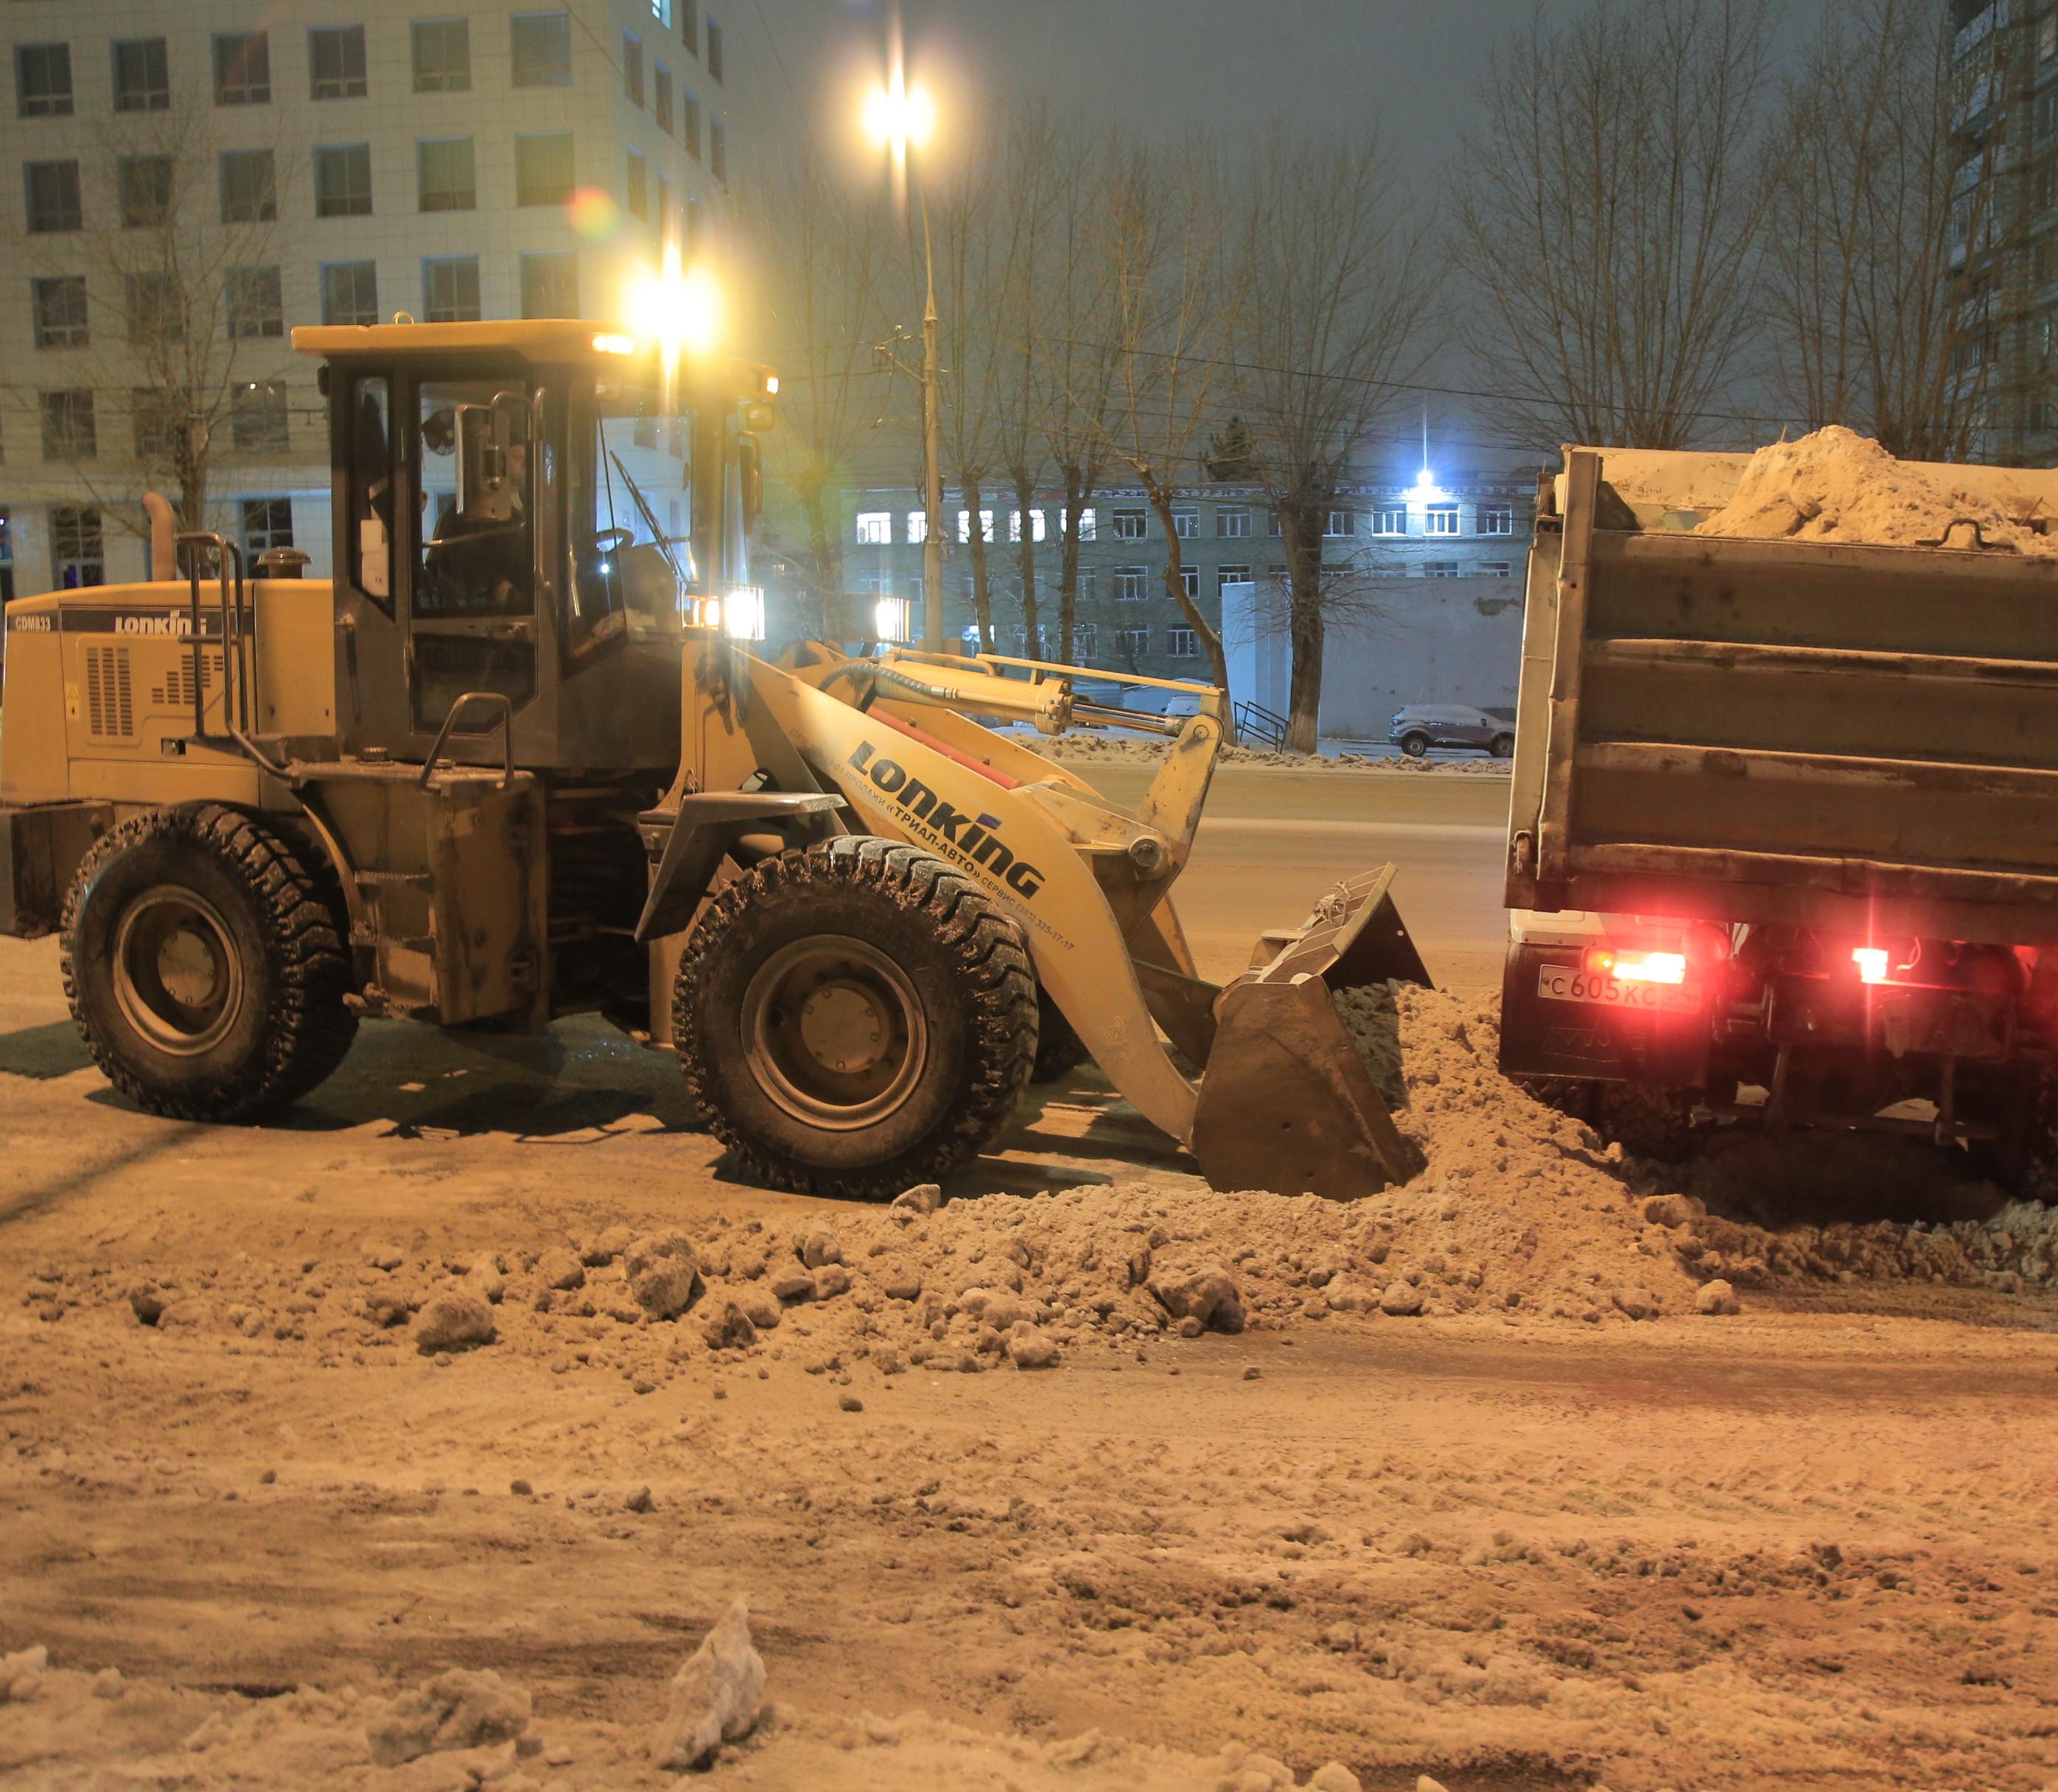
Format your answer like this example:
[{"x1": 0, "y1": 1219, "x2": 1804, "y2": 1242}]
[{"x1": 0, "y1": 321, "x2": 1427, "y2": 1199}]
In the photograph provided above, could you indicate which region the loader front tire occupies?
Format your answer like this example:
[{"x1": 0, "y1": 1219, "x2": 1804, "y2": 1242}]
[
  {"x1": 673, "y1": 837, "x2": 1038, "y2": 1197},
  {"x1": 61, "y1": 804, "x2": 358, "y2": 1121},
  {"x1": 1030, "y1": 987, "x2": 1091, "y2": 1083}
]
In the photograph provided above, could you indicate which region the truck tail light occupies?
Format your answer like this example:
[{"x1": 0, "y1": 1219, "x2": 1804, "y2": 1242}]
[{"x1": 1583, "y1": 948, "x2": 1687, "y2": 984}]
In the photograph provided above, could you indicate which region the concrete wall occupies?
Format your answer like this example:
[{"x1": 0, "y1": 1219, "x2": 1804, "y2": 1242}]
[{"x1": 1225, "y1": 574, "x2": 1527, "y2": 741}]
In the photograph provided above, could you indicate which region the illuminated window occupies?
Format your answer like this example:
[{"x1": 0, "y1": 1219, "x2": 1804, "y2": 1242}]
[
  {"x1": 1071, "y1": 507, "x2": 1095, "y2": 541},
  {"x1": 1009, "y1": 508, "x2": 1045, "y2": 542},
  {"x1": 855, "y1": 511, "x2": 892, "y2": 545},
  {"x1": 956, "y1": 508, "x2": 993, "y2": 543}
]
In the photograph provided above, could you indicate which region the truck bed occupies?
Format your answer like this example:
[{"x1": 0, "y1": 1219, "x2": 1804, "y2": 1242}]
[{"x1": 1506, "y1": 448, "x2": 2058, "y2": 947}]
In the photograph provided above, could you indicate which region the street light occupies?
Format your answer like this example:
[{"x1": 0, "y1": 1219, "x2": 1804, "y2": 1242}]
[{"x1": 865, "y1": 63, "x2": 945, "y2": 654}]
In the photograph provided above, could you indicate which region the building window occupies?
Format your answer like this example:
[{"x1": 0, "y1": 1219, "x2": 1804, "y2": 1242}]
[
  {"x1": 1422, "y1": 560, "x2": 1462, "y2": 578},
  {"x1": 511, "y1": 13, "x2": 572, "y2": 85},
  {"x1": 684, "y1": 192, "x2": 703, "y2": 251},
  {"x1": 213, "y1": 32, "x2": 270, "y2": 105},
  {"x1": 710, "y1": 116, "x2": 727, "y2": 182},
  {"x1": 1266, "y1": 508, "x2": 1282, "y2": 536},
  {"x1": 515, "y1": 133, "x2": 573, "y2": 206},
  {"x1": 421, "y1": 254, "x2": 480, "y2": 322},
  {"x1": 1171, "y1": 506, "x2": 1197, "y2": 539},
  {"x1": 1325, "y1": 508, "x2": 1357, "y2": 537},
  {"x1": 1077, "y1": 567, "x2": 1096, "y2": 601},
  {"x1": 225, "y1": 265, "x2": 284, "y2": 337},
  {"x1": 626, "y1": 147, "x2": 648, "y2": 217},
  {"x1": 412, "y1": 19, "x2": 469, "y2": 91},
  {"x1": 50, "y1": 505, "x2": 102, "y2": 587},
  {"x1": 131, "y1": 387, "x2": 176, "y2": 460},
  {"x1": 417, "y1": 138, "x2": 476, "y2": 211},
  {"x1": 651, "y1": 0, "x2": 673, "y2": 24},
  {"x1": 219, "y1": 148, "x2": 277, "y2": 223},
  {"x1": 681, "y1": 0, "x2": 699, "y2": 56},
  {"x1": 654, "y1": 63, "x2": 674, "y2": 133},
  {"x1": 1478, "y1": 504, "x2": 1513, "y2": 536},
  {"x1": 230, "y1": 382, "x2": 289, "y2": 450},
  {"x1": 956, "y1": 508, "x2": 994, "y2": 543},
  {"x1": 111, "y1": 38, "x2": 169, "y2": 112},
  {"x1": 31, "y1": 277, "x2": 88, "y2": 349},
  {"x1": 1068, "y1": 507, "x2": 1096, "y2": 542},
  {"x1": 1369, "y1": 503, "x2": 1407, "y2": 536},
  {"x1": 1116, "y1": 626, "x2": 1149, "y2": 656},
  {"x1": 1425, "y1": 501, "x2": 1460, "y2": 535},
  {"x1": 1072, "y1": 622, "x2": 1098, "y2": 657},
  {"x1": 1112, "y1": 508, "x2": 1146, "y2": 540},
  {"x1": 623, "y1": 32, "x2": 644, "y2": 103},
  {"x1": 1218, "y1": 563, "x2": 1252, "y2": 593},
  {"x1": 320, "y1": 259, "x2": 378, "y2": 326},
  {"x1": 519, "y1": 250, "x2": 577, "y2": 318},
  {"x1": 855, "y1": 511, "x2": 892, "y2": 545},
  {"x1": 707, "y1": 15, "x2": 723, "y2": 80},
  {"x1": 313, "y1": 144, "x2": 372, "y2": 218},
  {"x1": 1480, "y1": 561, "x2": 1512, "y2": 577},
  {"x1": 1178, "y1": 566, "x2": 1199, "y2": 600},
  {"x1": 126, "y1": 272, "x2": 181, "y2": 343},
  {"x1": 16, "y1": 43, "x2": 74, "y2": 117},
  {"x1": 1217, "y1": 506, "x2": 1250, "y2": 538},
  {"x1": 904, "y1": 510, "x2": 927, "y2": 544},
  {"x1": 25, "y1": 161, "x2": 82, "y2": 233},
  {"x1": 118, "y1": 155, "x2": 172, "y2": 228},
  {"x1": 1009, "y1": 508, "x2": 1045, "y2": 543},
  {"x1": 242, "y1": 497, "x2": 294, "y2": 556},
  {"x1": 1167, "y1": 627, "x2": 1197, "y2": 659},
  {"x1": 682, "y1": 89, "x2": 701, "y2": 158},
  {"x1": 41, "y1": 390, "x2": 96, "y2": 460},
  {"x1": 309, "y1": 26, "x2": 367, "y2": 99},
  {"x1": 1114, "y1": 567, "x2": 1148, "y2": 602}
]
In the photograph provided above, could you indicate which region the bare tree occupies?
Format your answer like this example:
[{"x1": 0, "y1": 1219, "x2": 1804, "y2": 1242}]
[
  {"x1": 748, "y1": 149, "x2": 893, "y2": 637},
  {"x1": 1051, "y1": 136, "x2": 1244, "y2": 700},
  {"x1": 989, "y1": 112, "x2": 1057, "y2": 659},
  {"x1": 1033, "y1": 127, "x2": 1120, "y2": 671},
  {"x1": 38, "y1": 100, "x2": 302, "y2": 541},
  {"x1": 1450, "y1": 0, "x2": 1779, "y2": 451},
  {"x1": 1766, "y1": 0, "x2": 1999, "y2": 461},
  {"x1": 1236, "y1": 127, "x2": 1442, "y2": 754}
]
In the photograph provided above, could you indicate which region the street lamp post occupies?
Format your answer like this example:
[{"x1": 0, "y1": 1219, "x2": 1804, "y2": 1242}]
[{"x1": 867, "y1": 70, "x2": 944, "y2": 653}]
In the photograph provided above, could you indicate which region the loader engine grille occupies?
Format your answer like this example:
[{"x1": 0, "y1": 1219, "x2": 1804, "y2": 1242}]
[
  {"x1": 150, "y1": 654, "x2": 213, "y2": 713},
  {"x1": 84, "y1": 646, "x2": 134, "y2": 738}
]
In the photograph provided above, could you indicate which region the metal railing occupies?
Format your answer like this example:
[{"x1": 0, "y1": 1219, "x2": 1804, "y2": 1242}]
[
  {"x1": 175, "y1": 531, "x2": 287, "y2": 775},
  {"x1": 1233, "y1": 698, "x2": 1288, "y2": 749}
]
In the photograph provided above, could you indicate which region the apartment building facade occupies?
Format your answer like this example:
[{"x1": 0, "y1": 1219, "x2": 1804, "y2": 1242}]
[
  {"x1": 0, "y1": 0, "x2": 734, "y2": 602},
  {"x1": 830, "y1": 471, "x2": 1536, "y2": 683}
]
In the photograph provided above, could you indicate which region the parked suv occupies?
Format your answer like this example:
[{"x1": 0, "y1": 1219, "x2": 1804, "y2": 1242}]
[{"x1": 1390, "y1": 704, "x2": 1516, "y2": 758}]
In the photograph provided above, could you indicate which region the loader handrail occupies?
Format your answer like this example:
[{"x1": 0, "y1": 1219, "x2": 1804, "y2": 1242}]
[
  {"x1": 419, "y1": 690, "x2": 515, "y2": 789},
  {"x1": 175, "y1": 531, "x2": 290, "y2": 778}
]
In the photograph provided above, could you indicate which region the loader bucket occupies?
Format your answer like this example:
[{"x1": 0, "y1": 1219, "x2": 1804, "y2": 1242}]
[{"x1": 1189, "y1": 865, "x2": 1429, "y2": 1202}]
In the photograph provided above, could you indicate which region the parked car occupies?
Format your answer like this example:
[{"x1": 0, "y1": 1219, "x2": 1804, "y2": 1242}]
[{"x1": 1390, "y1": 704, "x2": 1516, "y2": 758}]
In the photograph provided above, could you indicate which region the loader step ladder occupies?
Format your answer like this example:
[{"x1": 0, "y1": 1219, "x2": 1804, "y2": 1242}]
[{"x1": 174, "y1": 531, "x2": 289, "y2": 777}]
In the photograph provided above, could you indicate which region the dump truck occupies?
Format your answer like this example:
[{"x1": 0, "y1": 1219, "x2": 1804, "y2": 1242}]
[
  {"x1": 0, "y1": 319, "x2": 1427, "y2": 1200},
  {"x1": 1499, "y1": 444, "x2": 2058, "y2": 1180}
]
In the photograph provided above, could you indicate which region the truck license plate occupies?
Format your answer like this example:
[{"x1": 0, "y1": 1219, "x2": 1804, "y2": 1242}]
[{"x1": 1536, "y1": 964, "x2": 1700, "y2": 1015}]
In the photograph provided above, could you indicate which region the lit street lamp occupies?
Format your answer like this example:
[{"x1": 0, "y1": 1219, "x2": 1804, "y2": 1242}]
[{"x1": 865, "y1": 65, "x2": 944, "y2": 653}]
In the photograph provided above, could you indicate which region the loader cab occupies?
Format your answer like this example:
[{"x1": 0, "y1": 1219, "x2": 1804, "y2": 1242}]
[{"x1": 296, "y1": 320, "x2": 769, "y2": 779}]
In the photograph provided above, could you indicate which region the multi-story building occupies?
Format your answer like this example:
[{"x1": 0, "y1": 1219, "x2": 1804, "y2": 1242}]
[
  {"x1": 0, "y1": 0, "x2": 735, "y2": 601},
  {"x1": 829, "y1": 469, "x2": 1536, "y2": 683}
]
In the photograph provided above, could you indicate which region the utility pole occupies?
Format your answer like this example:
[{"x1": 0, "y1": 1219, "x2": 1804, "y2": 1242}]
[{"x1": 919, "y1": 197, "x2": 945, "y2": 651}]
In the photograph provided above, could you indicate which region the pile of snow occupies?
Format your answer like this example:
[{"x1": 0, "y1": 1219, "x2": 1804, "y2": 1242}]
[{"x1": 1693, "y1": 425, "x2": 2058, "y2": 554}]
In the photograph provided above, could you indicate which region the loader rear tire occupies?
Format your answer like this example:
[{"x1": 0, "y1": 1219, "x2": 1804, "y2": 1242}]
[
  {"x1": 1030, "y1": 987, "x2": 1091, "y2": 1083},
  {"x1": 673, "y1": 836, "x2": 1038, "y2": 1197},
  {"x1": 60, "y1": 804, "x2": 358, "y2": 1121}
]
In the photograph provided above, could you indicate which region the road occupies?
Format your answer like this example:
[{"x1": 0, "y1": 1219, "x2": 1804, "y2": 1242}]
[{"x1": 1086, "y1": 764, "x2": 1511, "y2": 993}]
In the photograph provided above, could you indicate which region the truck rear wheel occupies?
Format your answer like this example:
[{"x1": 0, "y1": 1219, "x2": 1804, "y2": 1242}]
[
  {"x1": 60, "y1": 804, "x2": 358, "y2": 1121},
  {"x1": 673, "y1": 836, "x2": 1038, "y2": 1197}
]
